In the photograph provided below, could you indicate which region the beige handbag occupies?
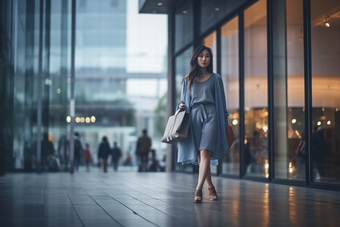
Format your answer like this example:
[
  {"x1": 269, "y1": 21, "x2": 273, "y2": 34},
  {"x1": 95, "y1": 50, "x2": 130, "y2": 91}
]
[{"x1": 161, "y1": 109, "x2": 190, "y2": 144}]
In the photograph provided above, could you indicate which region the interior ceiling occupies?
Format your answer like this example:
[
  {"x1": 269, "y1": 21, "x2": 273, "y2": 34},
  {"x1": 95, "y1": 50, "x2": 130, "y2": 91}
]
[
  {"x1": 139, "y1": 0, "x2": 169, "y2": 14},
  {"x1": 139, "y1": 0, "x2": 340, "y2": 28},
  {"x1": 286, "y1": 0, "x2": 303, "y2": 25}
]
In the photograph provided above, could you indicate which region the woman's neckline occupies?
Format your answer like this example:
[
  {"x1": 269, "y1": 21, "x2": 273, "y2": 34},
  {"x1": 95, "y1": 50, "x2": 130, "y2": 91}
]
[{"x1": 195, "y1": 73, "x2": 214, "y2": 83}]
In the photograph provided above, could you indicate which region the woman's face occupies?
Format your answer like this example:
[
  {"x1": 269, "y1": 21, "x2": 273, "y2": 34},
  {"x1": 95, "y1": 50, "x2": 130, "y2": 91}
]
[{"x1": 197, "y1": 49, "x2": 211, "y2": 69}]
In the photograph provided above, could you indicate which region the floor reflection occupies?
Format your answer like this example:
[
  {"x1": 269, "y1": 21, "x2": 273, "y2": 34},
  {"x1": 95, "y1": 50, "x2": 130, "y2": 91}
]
[{"x1": 1, "y1": 171, "x2": 340, "y2": 226}]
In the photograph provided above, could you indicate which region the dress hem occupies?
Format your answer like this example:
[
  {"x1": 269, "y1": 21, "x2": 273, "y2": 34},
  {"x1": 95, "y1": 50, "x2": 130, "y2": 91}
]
[{"x1": 178, "y1": 158, "x2": 219, "y2": 166}]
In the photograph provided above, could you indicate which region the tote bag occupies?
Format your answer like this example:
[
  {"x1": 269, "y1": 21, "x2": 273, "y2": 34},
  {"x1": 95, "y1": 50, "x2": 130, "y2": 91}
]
[{"x1": 161, "y1": 109, "x2": 190, "y2": 144}]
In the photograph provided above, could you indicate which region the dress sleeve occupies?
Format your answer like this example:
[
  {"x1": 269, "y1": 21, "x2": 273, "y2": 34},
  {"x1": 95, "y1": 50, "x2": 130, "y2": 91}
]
[
  {"x1": 176, "y1": 78, "x2": 187, "y2": 110},
  {"x1": 218, "y1": 76, "x2": 229, "y2": 125}
]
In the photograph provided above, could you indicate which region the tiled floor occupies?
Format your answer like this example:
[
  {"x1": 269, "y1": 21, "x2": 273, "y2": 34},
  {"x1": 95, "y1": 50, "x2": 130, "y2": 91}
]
[{"x1": 1, "y1": 169, "x2": 340, "y2": 227}]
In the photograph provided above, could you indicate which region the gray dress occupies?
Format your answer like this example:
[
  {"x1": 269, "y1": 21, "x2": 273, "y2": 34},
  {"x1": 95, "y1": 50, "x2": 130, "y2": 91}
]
[{"x1": 190, "y1": 74, "x2": 217, "y2": 153}]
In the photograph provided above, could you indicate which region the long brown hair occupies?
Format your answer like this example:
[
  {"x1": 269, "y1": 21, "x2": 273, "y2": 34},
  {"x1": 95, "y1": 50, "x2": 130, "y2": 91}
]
[{"x1": 184, "y1": 45, "x2": 213, "y2": 93}]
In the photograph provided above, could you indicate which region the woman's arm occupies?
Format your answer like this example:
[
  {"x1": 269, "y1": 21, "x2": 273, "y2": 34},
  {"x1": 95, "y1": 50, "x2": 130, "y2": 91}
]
[{"x1": 218, "y1": 76, "x2": 229, "y2": 125}]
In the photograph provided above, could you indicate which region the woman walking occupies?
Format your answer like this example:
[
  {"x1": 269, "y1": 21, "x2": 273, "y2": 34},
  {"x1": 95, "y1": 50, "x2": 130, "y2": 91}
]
[{"x1": 178, "y1": 45, "x2": 230, "y2": 203}]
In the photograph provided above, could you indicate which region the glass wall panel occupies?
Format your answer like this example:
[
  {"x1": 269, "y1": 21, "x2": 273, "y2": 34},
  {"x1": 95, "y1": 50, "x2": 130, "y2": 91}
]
[
  {"x1": 202, "y1": 31, "x2": 217, "y2": 74},
  {"x1": 0, "y1": 0, "x2": 15, "y2": 175},
  {"x1": 12, "y1": 0, "x2": 27, "y2": 171},
  {"x1": 274, "y1": 0, "x2": 305, "y2": 180},
  {"x1": 174, "y1": 47, "x2": 193, "y2": 172},
  {"x1": 174, "y1": 0, "x2": 193, "y2": 53},
  {"x1": 9, "y1": 0, "x2": 70, "y2": 172},
  {"x1": 47, "y1": 0, "x2": 69, "y2": 171},
  {"x1": 244, "y1": 0, "x2": 268, "y2": 178},
  {"x1": 311, "y1": 0, "x2": 340, "y2": 184},
  {"x1": 221, "y1": 16, "x2": 239, "y2": 175},
  {"x1": 12, "y1": 0, "x2": 40, "y2": 171}
]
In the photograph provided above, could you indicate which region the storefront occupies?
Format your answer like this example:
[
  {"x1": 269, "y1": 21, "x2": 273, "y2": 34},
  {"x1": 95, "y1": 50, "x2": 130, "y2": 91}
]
[{"x1": 140, "y1": 0, "x2": 340, "y2": 190}]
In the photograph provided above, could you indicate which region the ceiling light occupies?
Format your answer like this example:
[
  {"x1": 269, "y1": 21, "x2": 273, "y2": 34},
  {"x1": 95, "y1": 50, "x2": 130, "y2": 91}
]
[
  {"x1": 183, "y1": 10, "x2": 187, "y2": 14},
  {"x1": 158, "y1": 3, "x2": 162, "y2": 6},
  {"x1": 325, "y1": 16, "x2": 330, "y2": 27},
  {"x1": 232, "y1": 119, "x2": 238, "y2": 125},
  {"x1": 263, "y1": 125, "x2": 268, "y2": 132},
  {"x1": 215, "y1": 8, "x2": 219, "y2": 11}
]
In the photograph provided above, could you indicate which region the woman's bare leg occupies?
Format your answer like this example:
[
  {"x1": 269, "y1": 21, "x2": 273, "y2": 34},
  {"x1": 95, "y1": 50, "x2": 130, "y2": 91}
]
[
  {"x1": 198, "y1": 151, "x2": 214, "y2": 188},
  {"x1": 205, "y1": 164, "x2": 214, "y2": 188},
  {"x1": 196, "y1": 149, "x2": 211, "y2": 190}
]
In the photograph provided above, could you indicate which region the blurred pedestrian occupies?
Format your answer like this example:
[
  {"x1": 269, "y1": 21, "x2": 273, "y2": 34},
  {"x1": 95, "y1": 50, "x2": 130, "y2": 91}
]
[
  {"x1": 111, "y1": 142, "x2": 122, "y2": 171},
  {"x1": 295, "y1": 130, "x2": 306, "y2": 179},
  {"x1": 147, "y1": 149, "x2": 160, "y2": 172},
  {"x1": 311, "y1": 126, "x2": 325, "y2": 180},
  {"x1": 98, "y1": 136, "x2": 111, "y2": 173},
  {"x1": 123, "y1": 152, "x2": 132, "y2": 166},
  {"x1": 24, "y1": 141, "x2": 33, "y2": 171},
  {"x1": 41, "y1": 133, "x2": 55, "y2": 171},
  {"x1": 83, "y1": 143, "x2": 92, "y2": 172},
  {"x1": 248, "y1": 131, "x2": 266, "y2": 174},
  {"x1": 74, "y1": 132, "x2": 84, "y2": 172},
  {"x1": 136, "y1": 129, "x2": 152, "y2": 172}
]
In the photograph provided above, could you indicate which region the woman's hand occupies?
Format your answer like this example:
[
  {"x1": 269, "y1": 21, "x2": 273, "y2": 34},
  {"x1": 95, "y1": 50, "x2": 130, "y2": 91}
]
[{"x1": 179, "y1": 103, "x2": 186, "y2": 110}]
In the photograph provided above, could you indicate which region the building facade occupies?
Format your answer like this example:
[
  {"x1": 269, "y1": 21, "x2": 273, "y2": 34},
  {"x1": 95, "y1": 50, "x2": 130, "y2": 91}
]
[{"x1": 140, "y1": 0, "x2": 340, "y2": 190}]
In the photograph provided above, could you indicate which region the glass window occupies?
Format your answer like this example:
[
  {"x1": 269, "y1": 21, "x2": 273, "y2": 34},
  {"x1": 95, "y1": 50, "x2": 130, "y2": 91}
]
[
  {"x1": 311, "y1": 0, "x2": 340, "y2": 184},
  {"x1": 202, "y1": 31, "x2": 217, "y2": 74},
  {"x1": 244, "y1": 0, "x2": 268, "y2": 178},
  {"x1": 12, "y1": 0, "x2": 41, "y2": 171},
  {"x1": 174, "y1": 47, "x2": 193, "y2": 172},
  {"x1": 274, "y1": 0, "x2": 305, "y2": 180},
  {"x1": 174, "y1": 0, "x2": 193, "y2": 53},
  {"x1": 221, "y1": 16, "x2": 239, "y2": 175},
  {"x1": 7, "y1": 0, "x2": 168, "y2": 172}
]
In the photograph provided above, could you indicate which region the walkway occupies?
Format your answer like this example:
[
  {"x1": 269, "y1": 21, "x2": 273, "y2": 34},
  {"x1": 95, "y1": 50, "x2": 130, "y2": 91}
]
[{"x1": 1, "y1": 169, "x2": 340, "y2": 227}]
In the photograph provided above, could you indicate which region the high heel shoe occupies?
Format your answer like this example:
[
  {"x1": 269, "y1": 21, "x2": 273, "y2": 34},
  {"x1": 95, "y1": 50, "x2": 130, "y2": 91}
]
[
  {"x1": 194, "y1": 189, "x2": 202, "y2": 203},
  {"x1": 208, "y1": 186, "x2": 218, "y2": 200}
]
